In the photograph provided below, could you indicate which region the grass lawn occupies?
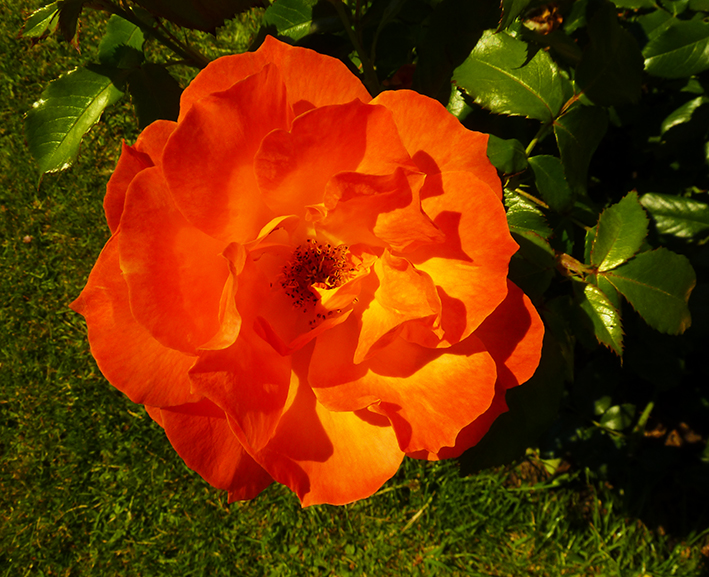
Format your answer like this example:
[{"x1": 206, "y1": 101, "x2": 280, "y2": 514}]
[{"x1": 1, "y1": 3, "x2": 708, "y2": 576}]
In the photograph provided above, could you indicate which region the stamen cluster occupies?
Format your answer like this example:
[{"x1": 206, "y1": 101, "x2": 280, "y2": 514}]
[{"x1": 280, "y1": 239, "x2": 351, "y2": 311}]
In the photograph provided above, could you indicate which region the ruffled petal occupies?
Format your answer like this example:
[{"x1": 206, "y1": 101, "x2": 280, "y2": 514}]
[
  {"x1": 255, "y1": 100, "x2": 413, "y2": 217},
  {"x1": 254, "y1": 346, "x2": 403, "y2": 506},
  {"x1": 163, "y1": 64, "x2": 291, "y2": 242},
  {"x1": 179, "y1": 36, "x2": 371, "y2": 121},
  {"x1": 70, "y1": 235, "x2": 199, "y2": 407},
  {"x1": 309, "y1": 315, "x2": 498, "y2": 454},
  {"x1": 409, "y1": 172, "x2": 518, "y2": 345},
  {"x1": 319, "y1": 169, "x2": 444, "y2": 252},
  {"x1": 373, "y1": 90, "x2": 501, "y2": 197},
  {"x1": 355, "y1": 250, "x2": 441, "y2": 363},
  {"x1": 158, "y1": 399, "x2": 274, "y2": 501},
  {"x1": 119, "y1": 167, "x2": 229, "y2": 354},
  {"x1": 411, "y1": 281, "x2": 545, "y2": 460},
  {"x1": 188, "y1": 328, "x2": 292, "y2": 453}
]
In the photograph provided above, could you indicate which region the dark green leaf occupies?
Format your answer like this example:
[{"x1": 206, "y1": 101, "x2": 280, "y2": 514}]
[
  {"x1": 591, "y1": 191, "x2": 649, "y2": 272},
  {"x1": 453, "y1": 30, "x2": 565, "y2": 123},
  {"x1": 98, "y1": 15, "x2": 145, "y2": 68},
  {"x1": 458, "y1": 330, "x2": 566, "y2": 474},
  {"x1": 553, "y1": 104, "x2": 608, "y2": 195},
  {"x1": 487, "y1": 135, "x2": 528, "y2": 175},
  {"x1": 602, "y1": 248, "x2": 695, "y2": 334},
  {"x1": 509, "y1": 231, "x2": 556, "y2": 298},
  {"x1": 640, "y1": 192, "x2": 709, "y2": 238},
  {"x1": 20, "y1": 2, "x2": 60, "y2": 38},
  {"x1": 25, "y1": 65, "x2": 125, "y2": 176},
  {"x1": 600, "y1": 404, "x2": 635, "y2": 431},
  {"x1": 690, "y1": 0, "x2": 709, "y2": 10},
  {"x1": 637, "y1": 9, "x2": 673, "y2": 41},
  {"x1": 576, "y1": 283, "x2": 624, "y2": 356},
  {"x1": 263, "y1": 0, "x2": 339, "y2": 41},
  {"x1": 499, "y1": 0, "x2": 533, "y2": 30},
  {"x1": 644, "y1": 19, "x2": 709, "y2": 78},
  {"x1": 505, "y1": 189, "x2": 552, "y2": 238},
  {"x1": 58, "y1": 0, "x2": 85, "y2": 45},
  {"x1": 660, "y1": 0, "x2": 689, "y2": 16},
  {"x1": 660, "y1": 95, "x2": 709, "y2": 134},
  {"x1": 610, "y1": 0, "x2": 655, "y2": 7},
  {"x1": 575, "y1": 1, "x2": 644, "y2": 107},
  {"x1": 528, "y1": 155, "x2": 574, "y2": 213},
  {"x1": 126, "y1": 63, "x2": 182, "y2": 129},
  {"x1": 131, "y1": 0, "x2": 258, "y2": 32}
]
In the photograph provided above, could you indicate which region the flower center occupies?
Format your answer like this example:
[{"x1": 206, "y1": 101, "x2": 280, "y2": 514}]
[{"x1": 280, "y1": 239, "x2": 352, "y2": 311}]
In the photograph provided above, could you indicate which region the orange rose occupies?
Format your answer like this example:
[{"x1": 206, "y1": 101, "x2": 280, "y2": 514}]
[{"x1": 71, "y1": 36, "x2": 544, "y2": 506}]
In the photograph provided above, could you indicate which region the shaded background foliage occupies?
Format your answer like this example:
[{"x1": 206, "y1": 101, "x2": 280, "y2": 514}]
[{"x1": 3, "y1": 0, "x2": 709, "y2": 574}]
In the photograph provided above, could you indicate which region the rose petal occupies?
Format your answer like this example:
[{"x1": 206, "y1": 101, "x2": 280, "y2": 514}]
[
  {"x1": 188, "y1": 327, "x2": 292, "y2": 453},
  {"x1": 355, "y1": 250, "x2": 441, "y2": 363},
  {"x1": 310, "y1": 315, "x2": 497, "y2": 454},
  {"x1": 163, "y1": 64, "x2": 291, "y2": 242},
  {"x1": 253, "y1": 346, "x2": 403, "y2": 506},
  {"x1": 410, "y1": 281, "x2": 545, "y2": 460},
  {"x1": 119, "y1": 167, "x2": 229, "y2": 354},
  {"x1": 409, "y1": 172, "x2": 518, "y2": 345},
  {"x1": 373, "y1": 90, "x2": 501, "y2": 197},
  {"x1": 179, "y1": 36, "x2": 371, "y2": 121},
  {"x1": 319, "y1": 169, "x2": 444, "y2": 252},
  {"x1": 158, "y1": 399, "x2": 273, "y2": 501},
  {"x1": 70, "y1": 235, "x2": 199, "y2": 407},
  {"x1": 255, "y1": 100, "x2": 413, "y2": 217}
]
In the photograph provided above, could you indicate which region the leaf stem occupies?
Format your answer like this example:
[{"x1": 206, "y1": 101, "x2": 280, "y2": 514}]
[
  {"x1": 525, "y1": 122, "x2": 552, "y2": 157},
  {"x1": 328, "y1": 0, "x2": 381, "y2": 95}
]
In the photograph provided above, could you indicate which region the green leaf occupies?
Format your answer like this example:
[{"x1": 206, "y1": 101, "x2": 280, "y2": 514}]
[
  {"x1": 508, "y1": 232, "x2": 556, "y2": 299},
  {"x1": 453, "y1": 30, "x2": 565, "y2": 123},
  {"x1": 610, "y1": 0, "x2": 655, "y2": 7},
  {"x1": 575, "y1": 1, "x2": 644, "y2": 107},
  {"x1": 528, "y1": 155, "x2": 574, "y2": 213},
  {"x1": 690, "y1": 0, "x2": 709, "y2": 10},
  {"x1": 660, "y1": 0, "x2": 689, "y2": 16},
  {"x1": 263, "y1": 0, "x2": 339, "y2": 41},
  {"x1": 131, "y1": 0, "x2": 257, "y2": 32},
  {"x1": 25, "y1": 65, "x2": 125, "y2": 177},
  {"x1": 98, "y1": 15, "x2": 145, "y2": 68},
  {"x1": 600, "y1": 404, "x2": 635, "y2": 431},
  {"x1": 553, "y1": 104, "x2": 608, "y2": 195},
  {"x1": 640, "y1": 192, "x2": 709, "y2": 238},
  {"x1": 505, "y1": 189, "x2": 552, "y2": 238},
  {"x1": 499, "y1": 0, "x2": 533, "y2": 30},
  {"x1": 643, "y1": 19, "x2": 709, "y2": 78},
  {"x1": 591, "y1": 192, "x2": 649, "y2": 272},
  {"x1": 58, "y1": 0, "x2": 85, "y2": 45},
  {"x1": 660, "y1": 95, "x2": 709, "y2": 134},
  {"x1": 126, "y1": 63, "x2": 182, "y2": 129},
  {"x1": 637, "y1": 9, "x2": 673, "y2": 41},
  {"x1": 576, "y1": 283, "x2": 624, "y2": 356},
  {"x1": 602, "y1": 248, "x2": 695, "y2": 334},
  {"x1": 20, "y1": 2, "x2": 60, "y2": 38},
  {"x1": 487, "y1": 135, "x2": 528, "y2": 175}
]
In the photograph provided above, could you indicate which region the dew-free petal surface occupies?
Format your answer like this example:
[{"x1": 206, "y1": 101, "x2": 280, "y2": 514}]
[{"x1": 70, "y1": 235, "x2": 199, "y2": 407}]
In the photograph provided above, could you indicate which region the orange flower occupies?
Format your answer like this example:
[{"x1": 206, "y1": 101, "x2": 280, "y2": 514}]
[{"x1": 71, "y1": 36, "x2": 544, "y2": 506}]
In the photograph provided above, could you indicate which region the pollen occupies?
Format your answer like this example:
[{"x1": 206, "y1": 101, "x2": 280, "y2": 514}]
[{"x1": 280, "y1": 239, "x2": 352, "y2": 310}]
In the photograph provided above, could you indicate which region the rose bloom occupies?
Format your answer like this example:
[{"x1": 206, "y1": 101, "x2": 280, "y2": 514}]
[{"x1": 71, "y1": 36, "x2": 544, "y2": 506}]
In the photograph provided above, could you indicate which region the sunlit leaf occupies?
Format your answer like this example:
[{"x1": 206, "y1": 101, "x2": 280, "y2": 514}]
[
  {"x1": 453, "y1": 30, "x2": 565, "y2": 123},
  {"x1": 98, "y1": 15, "x2": 145, "y2": 68},
  {"x1": 20, "y1": 2, "x2": 60, "y2": 38},
  {"x1": 576, "y1": 283, "x2": 624, "y2": 356},
  {"x1": 25, "y1": 66, "x2": 125, "y2": 177},
  {"x1": 602, "y1": 248, "x2": 695, "y2": 334},
  {"x1": 640, "y1": 192, "x2": 709, "y2": 238},
  {"x1": 591, "y1": 192, "x2": 649, "y2": 272},
  {"x1": 528, "y1": 155, "x2": 574, "y2": 213},
  {"x1": 553, "y1": 104, "x2": 608, "y2": 195},
  {"x1": 487, "y1": 135, "x2": 528, "y2": 175},
  {"x1": 575, "y1": 0, "x2": 643, "y2": 106},
  {"x1": 660, "y1": 95, "x2": 709, "y2": 134},
  {"x1": 600, "y1": 404, "x2": 635, "y2": 431},
  {"x1": 644, "y1": 19, "x2": 709, "y2": 78}
]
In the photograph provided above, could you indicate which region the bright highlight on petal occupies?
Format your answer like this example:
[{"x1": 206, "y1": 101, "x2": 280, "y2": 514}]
[{"x1": 72, "y1": 36, "x2": 544, "y2": 507}]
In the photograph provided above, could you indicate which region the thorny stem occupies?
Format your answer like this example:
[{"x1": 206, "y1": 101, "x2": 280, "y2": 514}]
[
  {"x1": 328, "y1": 0, "x2": 381, "y2": 95},
  {"x1": 97, "y1": 0, "x2": 211, "y2": 68}
]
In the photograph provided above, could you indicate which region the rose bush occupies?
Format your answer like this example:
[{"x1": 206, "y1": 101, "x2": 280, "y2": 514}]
[{"x1": 71, "y1": 36, "x2": 544, "y2": 506}]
